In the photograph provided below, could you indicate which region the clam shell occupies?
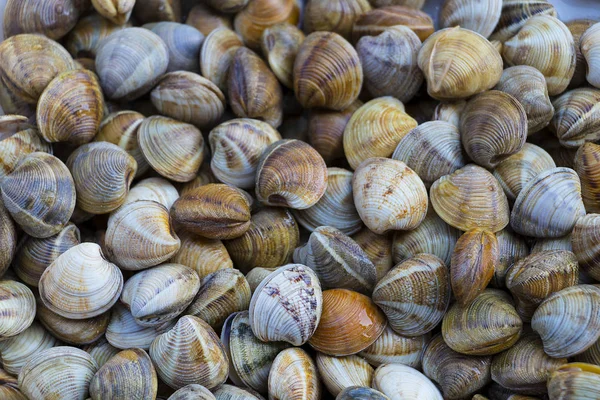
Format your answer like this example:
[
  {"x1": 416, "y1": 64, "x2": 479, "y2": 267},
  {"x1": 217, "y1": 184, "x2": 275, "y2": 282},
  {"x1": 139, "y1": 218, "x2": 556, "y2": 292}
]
[
  {"x1": 261, "y1": 23, "x2": 306, "y2": 88},
  {"x1": 0, "y1": 368, "x2": 26, "y2": 399},
  {"x1": 440, "y1": 0, "x2": 502, "y2": 38},
  {"x1": 146, "y1": 22, "x2": 204, "y2": 73},
  {"x1": 0, "y1": 322, "x2": 58, "y2": 375},
  {"x1": 0, "y1": 201, "x2": 16, "y2": 277},
  {"x1": 170, "y1": 231, "x2": 233, "y2": 279},
  {"x1": 490, "y1": 0, "x2": 556, "y2": 43},
  {"x1": 352, "y1": 228, "x2": 393, "y2": 282},
  {"x1": 82, "y1": 338, "x2": 120, "y2": 369},
  {"x1": 169, "y1": 384, "x2": 216, "y2": 400},
  {"x1": 268, "y1": 348, "x2": 321, "y2": 400},
  {"x1": 551, "y1": 88, "x2": 600, "y2": 148},
  {"x1": 572, "y1": 214, "x2": 600, "y2": 281},
  {"x1": 249, "y1": 264, "x2": 322, "y2": 346},
  {"x1": 303, "y1": 0, "x2": 371, "y2": 40},
  {"x1": 3, "y1": 0, "x2": 81, "y2": 40},
  {"x1": 582, "y1": 22, "x2": 600, "y2": 89},
  {"x1": 359, "y1": 326, "x2": 429, "y2": 369},
  {"x1": 352, "y1": 6, "x2": 434, "y2": 43},
  {"x1": 200, "y1": 27, "x2": 243, "y2": 94},
  {"x1": 91, "y1": 0, "x2": 135, "y2": 24},
  {"x1": 124, "y1": 177, "x2": 179, "y2": 209},
  {"x1": 575, "y1": 143, "x2": 600, "y2": 213},
  {"x1": 373, "y1": 254, "x2": 450, "y2": 336},
  {"x1": 336, "y1": 387, "x2": 389, "y2": 400},
  {"x1": 37, "y1": 301, "x2": 109, "y2": 345},
  {"x1": 547, "y1": 363, "x2": 600, "y2": 400},
  {"x1": 65, "y1": 14, "x2": 130, "y2": 59},
  {"x1": 0, "y1": 280, "x2": 35, "y2": 340},
  {"x1": 133, "y1": 0, "x2": 180, "y2": 23},
  {"x1": 567, "y1": 19, "x2": 596, "y2": 89},
  {"x1": 106, "y1": 304, "x2": 175, "y2": 350},
  {"x1": 432, "y1": 101, "x2": 466, "y2": 128},
  {"x1": 246, "y1": 268, "x2": 274, "y2": 294},
  {"x1": 492, "y1": 228, "x2": 530, "y2": 288},
  {"x1": 0, "y1": 121, "x2": 51, "y2": 181},
  {"x1": 372, "y1": 364, "x2": 442, "y2": 400},
  {"x1": 213, "y1": 385, "x2": 264, "y2": 400},
  {"x1": 315, "y1": 353, "x2": 373, "y2": 397}
]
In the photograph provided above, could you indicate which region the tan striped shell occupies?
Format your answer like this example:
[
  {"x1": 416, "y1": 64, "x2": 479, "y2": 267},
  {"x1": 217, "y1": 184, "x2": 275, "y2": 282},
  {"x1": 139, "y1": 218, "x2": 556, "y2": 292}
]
[
  {"x1": 582, "y1": 22, "x2": 600, "y2": 89},
  {"x1": 575, "y1": 143, "x2": 600, "y2": 213},
  {"x1": 37, "y1": 301, "x2": 109, "y2": 345},
  {"x1": 572, "y1": 214, "x2": 600, "y2": 281},
  {"x1": 106, "y1": 304, "x2": 175, "y2": 350},
  {"x1": 551, "y1": 88, "x2": 600, "y2": 148},
  {"x1": 490, "y1": 0, "x2": 556, "y2": 43},
  {"x1": 440, "y1": 0, "x2": 502, "y2": 38},
  {"x1": 0, "y1": 322, "x2": 58, "y2": 375},
  {"x1": 352, "y1": 6, "x2": 434, "y2": 43},
  {"x1": 169, "y1": 232, "x2": 233, "y2": 279},
  {"x1": 200, "y1": 27, "x2": 243, "y2": 93},
  {"x1": 315, "y1": 353, "x2": 373, "y2": 397},
  {"x1": 268, "y1": 348, "x2": 321, "y2": 400},
  {"x1": 358, "y1": 326, "x2": 429, "y2": 369}
]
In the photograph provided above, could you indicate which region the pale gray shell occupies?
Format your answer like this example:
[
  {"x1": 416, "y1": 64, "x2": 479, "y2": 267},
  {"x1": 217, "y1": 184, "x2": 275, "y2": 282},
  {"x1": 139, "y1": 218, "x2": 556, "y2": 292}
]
[
  {"x1": 0, "y1": 322, "x2": 58, "y2": 375},
  {"x1": 0, "y1": 280, "x2": 35, "y2": 340},
  {"x1": 372, "y1": 364, "x2": 442, "y2": 400},
  {"x1": 106, "y1": 304, "x2": 176, "y2": 350},
  {"x1": 358, "y1": 326, "x2": 429, "y2": 369},
  {"x1": 315, "y1": 353, "x2": 373, "y2": 397},
  {"x1": 146, "y1": 22, "x2": 204, "y2": 73}
]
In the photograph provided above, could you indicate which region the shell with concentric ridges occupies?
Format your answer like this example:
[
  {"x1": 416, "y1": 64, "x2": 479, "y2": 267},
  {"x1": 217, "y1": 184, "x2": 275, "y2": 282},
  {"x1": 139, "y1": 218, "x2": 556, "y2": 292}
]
[
  {"x1": 0, "y1": 281, "x2": 35, "y2": 340},
  {"x1": 373, "y1": 364, "x2": 442, "y2": 400},
  {"x1": 106, "y1": 304, "x2": 175, "y2": 350},
  {"x1": 552, "y1": 88, "x2": 600, "y2": 149},
  {"x1": 359, "y1": 326, "x2": 429, "y2": 369},
  {"x1": 582, "y1": 22, "x2": 600, "y2": 89},
  {"x1": 268, "y1": 348, "x2": 321, "y2": 400},
  {"x1": 200, "y1": 27, "x2": 243, "y2": 93},
  {"x1": 0, "y1": 322, "x2": 58, "y2": 375},
  {"x1": 440, "y1": 0, "x2": 502, "y2": 38}
]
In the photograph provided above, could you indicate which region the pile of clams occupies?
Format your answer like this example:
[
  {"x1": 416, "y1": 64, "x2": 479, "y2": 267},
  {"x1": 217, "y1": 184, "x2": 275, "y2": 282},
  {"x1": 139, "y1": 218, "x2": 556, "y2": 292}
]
[{"x1": 1, "y1": 0, "x2": 600, "y2": 399}]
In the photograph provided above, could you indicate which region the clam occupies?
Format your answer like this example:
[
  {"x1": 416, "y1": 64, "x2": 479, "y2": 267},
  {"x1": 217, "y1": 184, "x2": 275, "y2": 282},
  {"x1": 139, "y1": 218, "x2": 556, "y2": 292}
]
[
  {"x1": 418, "y1": 27, "x2": 503, "y2": 100},
  {"x1": 294, "y1": 31, "x2": 362, "y2": 110},
  {"x1": 358, "y1": 326, "x2": 429, "y2": 368},
  {"x1": 493, "y1": 228, "x2": 529, "y2": 288},
  {"x1": 352, "y1": 6, "x2": 434, "y2": 42},
  {"x1": 106, "y1": 304, "x2": 175, "y2": 350},
  {"x1": 344, "y1": 97, "x2": 417, "y2": 170},
  {"x1": 146, "y1": 22, "x2": 204, "y2": 73},
  {"x1": 104, "y1": 200, "x2": 181, "y2": 270},
  {"x1": 39, "y1": 242, "x2": 123, "y2": 319},
  {"x1": 124, "y1": 177, "x2": 179, "y2": 209},
  {"x1": 268, "y1": 348, "x2": 320, "y2": 400},
  {"x1": 352, "y1": 228, "x2": 394, "y2": 282},
  {"x1": 582, "y1": 22, "x2": 600, "y2": 89},
  {"x1": 221, "y1": 311, "x2": 290, "y2": 394},
  {"x1": 1, "y1": 152, "x2": 76, "y2": 238},
  {"x1": 532, "y1": 285, "x2": 600, "y2": 358},
  {"x1": 65, "y1": 14, "x2": 129, "y2": 59},
  {"x1": 491, "y1": 333, "x2": 567, "y2": 395},
  {"x1": 551, "y1": 88, "x2": 600, "y2": 148},
  {"x1": 303, "y1": 0, "x2": 370, "y2": 40},
  {"x1": 224, "y1": 208, "x2": 299, "y2": 272},
  {"x1": 245, "y1": 268, "x2": 273, "y2": 294},
  {"x1": 3, "y1": 0, "x2": 82, "y2": 40},
  {"x1": 373, "y1": 254, "x2": 450, "y2": 336},
  {"x1": 575, "y1": 143, "x2": 600, "y2": 213},
  {"x1": 567, "y1": 19, "x2": 596, "y2": 88},
  {"x1": 392, "y1": 121, "x2": 467, "y2": 188},
  {"x1": 572, "y1": 214, "x2": 600, "y2": 281},
  {"x1": 186, "y1": 4, "x2": 233, "y2": 36},
  {"x1": 233, "y1": 0, "x2": 299, "y2": 50},
  {"x1": 532, "y1": 235, "x2": 573, "y2": 253},
  {"x1": 0, "y1": 201, "x2": 16, "y2": 277},
  {"x1": 442, "y1": 289, "x2": 523, "y2": 356},
  {"x1": 89, "y1": 348, "x2": 157, "y2": 400},
  {"x1": 0, "y1": 322, "x2": 58, "y2": 375},
  {"x1": 0, "y1": 77, "x2": 35, "y2": 119},
  {"x1": 261, "y1": 23, "x2": 305, "y2": 88},
  {"x1": 502, "y1": 15, "x2": 576, "y2": 96},
  {"x1": 200, "y1": 27, "x2": 243, "y2": 93},
  {"x1": 83, "y1": 338, "x2": 122, "y2": 370},
  {"x1": 149, "y1": 315, "x2": 229, "y2": 390},
  {"x1": 506, "y1": 250, "x2": 579, "y2": 322},
  {"x1": 0, "y1": 280, "x2": 35, "y2": 340},
  {"x1": 490, "y1": 0, "x2": 557, "y2": 43},
  {"x1": 316, "y1": 353, "x2": 373, "y2": 397},
  {"x1": 169, "y1": 385, "x2": 216, "y2": 400},
  {"x1": 510, "y1": 168, "x2": 586, "y2": 238},
  {"x1": 170, "y1": 232, "x2": 233, "y2": 279},
  {"x1": 430, "y1": 164, "x2": 510, "y2": 233},
  {"x1": 91, "y1": 0, "x2": 134, "y2": 24},
  {"x1": 37, "y1": 301, "x2": 110, "y2": 345},
  {"x1": 422, "y1": 334, "x2": 492, "y2": 399},
  {"x1": 0, "y1": 369, "x2": 25, "y2": 399},
  {"x1": 451, "y1": 229, "x2": 498, "y2": 306},
  {"x1": 432, "y1": 101, "x2": 466, "y2": 128},
  {"x1": 249, "y1": 264, "x2": 322, "y2": 346},
  {"x1": 209, "y1": 118, "x2": 282, "y2": 190},
  {"x1": 18, "y1": 347, "x2": 98, "y2": 400},
  {"x1": 0, "y1": 116, "x2": 51, "y2": 180},
  {"x1": 575, "y1": 339, "x2": 600, "y2": 366},
  {"x1": 120, "y1": 263, "x2": 200, "y2": 327},
  {"x1": 547, "y1": 363, "x2": 600, "y2": 400},
  {"x1": 352, "y1": 157, "x2": 428, "y2": 234},
  {"x1": 337, "y1": 387, "x2": 389, "y2": 400},
  {"x1": 95, "y1": 27, "x2": 169, "y2": 101},
  {"x1": 184, "y1": 268, "x2": 251, "y2": 330},
  {"x1": 440, "y1": 0, "x2": 502, "y2": 38},
  {"x1": 372, "y1": 364, "x2": 443, "y2": 400},
  {"x1": 356, "y1": 25, "x2": 423, "y2": 103},
  {"x1": 133, "y1": 0, "x2": 180, "y2": 23}
]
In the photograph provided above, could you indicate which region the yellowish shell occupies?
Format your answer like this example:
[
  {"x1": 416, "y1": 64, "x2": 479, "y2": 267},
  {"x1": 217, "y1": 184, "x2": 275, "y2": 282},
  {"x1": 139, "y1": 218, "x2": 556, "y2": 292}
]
[
  {"x1": 304, "y1": 0, "x2": 371, "y2": 40},
  {"x1": 352, "y1": 6, "x2": 434, "y2": 43},
  {"x1": 261, "y1": 23, "x2": 305, "y2": 88},
  {"x1": 440, "y1": 0, "x2": 502, "y2": 38},
  {"x1": 170, "y1": 231, "x2": 233, "y2": 279},
  {"x1": 359, "y1": 326, "x2": 429, "y2": 369},
  {"x1": 200, "y1": 27, "x2": 243, "y2": 94},
  {"x1": 268, "y1": 348, "x2": 321, "y2": 400},
  {"x1": 575, "y1": 143, "x2": 600, "y2": 213},
  {"x1": 567, "y1": 19, "x2": 596, "y2": 89},
  {"x1": 547, "y1": 363, "x2": 600, "y2": 400},
  {"x1": 186, "y1": 4, "x2": 233, "y2": 36},
  {"x1": 490, "y1": 0, "x2": 557, "y2": 43},
  {"x1": 315, "y1": 353, "x2": 373, "y2": 397},
  {"x1": 91, "y1": 0, "x2": 135, "y2": 24}
]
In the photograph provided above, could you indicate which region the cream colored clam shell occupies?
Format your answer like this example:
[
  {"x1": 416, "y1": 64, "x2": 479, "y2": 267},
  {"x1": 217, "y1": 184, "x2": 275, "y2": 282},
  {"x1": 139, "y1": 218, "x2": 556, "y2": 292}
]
[
  {"x1": 0, "y1": 322, "x2": 58, "y2": 375},
  {"x1": 581, "y1": 22, "x2": 600, "y2": 89},
  {"x1": 268, "y1": 348, "x2": 321, "y2": 400},
  {"x1": 372, "y1": 364, "x2": 442, "y2": 400},
  {"x1": 359, "y1": 326, "x2": 429, "y2": 369},
  {"x1": 440, "y1": 0, "x2": 502, "y2": 38},
  {"x1": 0, "y1": 280, "x2": 35, "y2": 340},
  {"x1": 106, "y1": 304, "x2": 175, "y2": 350},
  {"x1": 315, "y1": 353, "x2": 373, "y2": 397},
  {"x1": 123, "y1": 177, "x2": 179, "y2": 209}
]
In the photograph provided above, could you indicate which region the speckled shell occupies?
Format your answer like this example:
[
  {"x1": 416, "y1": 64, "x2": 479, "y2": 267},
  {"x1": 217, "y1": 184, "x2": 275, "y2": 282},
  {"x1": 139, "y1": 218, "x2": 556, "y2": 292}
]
[
  {"x1": 352, "y1": 6, "x2": 434, "y2": 43},
  {"x1": 440, "y1": 0, "x2": 502, "y2": 38},
  {"x1": 316, "y1": 353, "x2": 373, "y2": 397},
  {"x1": 65, "y1": 14, "x2": 129, "y2": 59},
  {"x1": 572, "y1": 214, "x2": 600, "y2": 281},
  {"x1": 359, "y1": 326, "x2": 429, "y2": 369},
  {"x1": 146, "y1": 22, "x2": 204, "y2": 73},
  {"x1": 151, "y1": 72, "x2": 225, "y2": 129},
  {"x1": 184, "y1": 269, "x2": 251, "y2": 330},
  {"x1": 502, "y1": 15, "x2": 576, "y2": 96},
  {"x1": 39, "y1": 243, "x2": 123, "y2": 319},
  {"x1": 261, "y1": 23, "x2": 305, "y2": 88},
  {"x1": 575, "y1": 143, "x2": 600, "y2": 213},
  {"x1": 490, "y1": 0, "x2": 556, "y2": 43},
  {"x1": 442, "y1": 289, "x2": 523, "y2": 356},
  {"x1": 551, "y1": 88, "x2": 600, "y2": 148},
  {"x1": 37, "y1": 301, "x2": 109, "y2": 345},
  {"x1": 1, "y1": 152, "x2": 76, "y2": 238},
  {"x1": 352, "y1": 229, "x2": 393, "y2": 282},
  {"x1": 356, "y1": 25, "x2": 423, "y2": 103},
  {"x1": 418, "y1": 27, "x2": 503, "y2": 100},
  {"x1": 124, "y1": 177, "x2": 179, "y2": 209},
  {"x1": 170, "y1": 232, "x2": 233, "y2": 279},
  {"x1": 430, "y1": 164, "x2": 510, "y2": 233},
  {"x1": 249, "y1": 264, "x2": 322, "y2": 346},
  {"x1": 106, "y1": 304, "x2": 175, "y2": 350},
  {"x1": 293, "y1": 31, "x2": 362, "y2": 110},
  {"x1": 82, "y1": 339, "x2": 119, "y2": 368},
  {"x1": 293, "y1": 226, "x2": 376, "y2": 294},
  {"x1": 511, "y1": 168, "x2": 586, "y2": 238},
  {"x1": 372, "y1": 364, "x2": 442, "y2": 400},
  {"x1": 104, "y1": 200, "x2": 181, "y2": 270},
  {"x1": 352, "y1": 158, "x2": 428, "y2": 234},
  {"x1": 18, "y1": 347, "x2": 98, "y2": 400},
  {"x1": 582, "y1": 22, "x2": 600, "y2": 89},
  {"x1": 547, "y1": 363, "x2": 600, "y2": 400},
  {"x1": 343, "y1": 97, "x2": 417, "y2": 170},
  {"x1": 200, "y1": 27, "x2": 243, "y2": 93},
  {"x1": 209, "y1": 118, "x2": 281, "y2": 190},
  {"x1": 149, "y1": 315, "x2": 229, "y2": 390},
  {"x1": 0, "y1": 280, "x2": 35, "y2": 340},
  {"x1": 0, "y1": 322, "x2": 58, "y2": 375},
  {"x1": 392, "y1": 121, "x2": 466, "y2": 188},
  {"x1": 373, "y1": 254, "x2": 450, "y2": 336},
  {"x1": 532, "y1": 285, "x2": 600, "y2": 358},
  {"x1": 422, "y1": 334, "x2": 492, "y2": 399},
  {"x1": 493, "y1": 228, "x2": 529, "y2": 288}
]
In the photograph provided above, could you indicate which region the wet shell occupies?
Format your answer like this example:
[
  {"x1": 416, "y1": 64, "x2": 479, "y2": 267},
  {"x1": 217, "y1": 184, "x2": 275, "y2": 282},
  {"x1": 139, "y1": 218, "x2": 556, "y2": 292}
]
[
  {"x1": 372, "y1": 364, "x2": 442, "y2": 400},
  {"x1": 95, "y1": 28, "x2": 169, "y2": 101},
  {"x1": 255, "y1": 139, "x2": 328, "y2": 209},
  {"x1": 493, "y1": 228, "x2": 529, "y2": 288},
  {"x1": 337, "y1": 387, "x2": 389, "y2": 400},
  {"x1": 316, "y1": 353, "x2": 373, "y2": 397},
  {"x1": 169, "y1": 385, "x2": 216, "y2": 400},
  {"x1": 151, "y1": 72, "x2": 225, "y2": 129},
  {"x1": 417, "y1": 27, "x2": 503, "y2": 100},
  {"x1": 547, "y1": 362, "x2": 600, "y2": 400},
  {"x1": 551, "y1": 88, "x2": 600, "y2": 148},
  {"x1": 170, "y1": 232, "x2": 233, "y2": 279},
  {"x1": 0, "y1": 118, "x2": 51, "y2": 180},
  {"x1": 430, "y1": 164, "x2": 510, "y2": 233},
  {"x1": 233, "y1": 0, "x2": 299, "y2": 50},
  {"x1": 124, "y1": 177, "x2": 179, "y2": 209},
  {"x1": 373, "y1": 254, "x2": 450, "y2": 336},
  {"x1": 104, "y1": 200, "x2": 181, "y2": 270},
  {"x1": 0, "y1": 321, "x2": 57, "y2": 375},
  {"x1": 224, "y1": 208, "x2": 299, "y2": 272},
  {"x1": 37, "y1": 69, "x2": 104, "y2": 145},
  {"x1": 209, "y1": 118, "x2": 282, "y2": 190},
  {"x1": 221, "y1": 311, "x2": 290, "y2": 394},
  {"x1": 0, "y1": 34, "x2": 76, "y2": 104},
  {"x1": 261, "y1": 23, "x2": 305, "y2": 88},
  {"x1": 352, "y1": 157, "x2": 428, "y2": 234},
  {"x1": 149, "y1": 315, "x2": 229, "y2": 390},
  {"x1": 352, "y1": 6, "x2": 434, "y2": 43},
  {"x1": 66, "y1": 142, "x2": 136, "y2": 214},
  {"x1": 358, "y1": 326, "x2": 429, "y2": 368},
  {"x1": 309, "y1": 289, "x2": 386, "y2": 356},
  {"x1": 356, "y1": 25, "x2": 423, "y2": 103},
  {"x1": 200, "y1": 27, "x2": 243, "y2": 93},
  {"x1": 442, "y1": 289, "x2": 523, "y2": 356},
  {"x1": 268, "y1": 348, "x2": 321, "y2": 400},
  {"x1": 65, "y1": 14, "x2": 129, "y2": 59},
  {"x1": 37, "y1": 301, "x2": 109, "y2": 345},
  {"x1": 432, "y1": 101, "x2": 466, "y2": 128},
  {"x1": 344, "y1": 97, "x2": 417, "y2": 170},
  {"x1": 440, "y1": 0, "x2": 502, "y2": 38},
  {"x1": 3, "y1": 0, "x2": 81, "y2": 40},
  {"x1": 582, "y1": 22, "x2": 600, "y2": 89},
  {"x1": 293, "y1": 31, "x2": 363, "y2": 110},
  {"x1": 352, "y1": 229, "x2": 393, "y2": 282},
  {"x1": 0, "y1": 280, "x2": 35, "y2": 340},
  {"x1": 391, "y1": 121, "x2": 466, "y2": 188},
  {"x1": 184, "y1": 269, "x2": 251, "y2": 330},
  {"x1": 249, "y1": 264, "x2": 322, "y2": 346},
  {"x1": 39, "y1": 243, "x2": 123, "y2": 319},
  {"x1": 89, "y1": 348, "x2": 158, "y2": 400},
  {"x1": 120, "y1": 264, "x2": 201, "y2": 327},
  {"x1": 146, "y1": 22, "x2": 204, "y2": 73},
  {"x1": 106, "y1": 304, "x2": 176, "y2": 350},
  {"x1": 0, "y1": 201, "x2": 16, "y2": 277},
  {"x1": 422, "y1": 334, "x2": 492, "y2": 399},
  {"x1": 18, "y1": 347, "x2": 98, "y2": 400},
  {"x1": 532, "y1": 284, "x2": 600, "y2": 358},
  {"x1": 502, "y1": 15, "x2": 576, "y2": 96},
  {"x1": 293, "y1": 226, "x2": 377, "y2": 294},
  {"x1": 575, "y1": 143, "x2": 600, "y2": 213},
  {"x1": 1, "y1": 152, "x2": 76, "y2": 238},
  {"x1": 91, "y1": 0, "x2": 134, "y2": 24},
  {"x1": 510, "y1": 168, "x2": 585, "y2": 238},
  {"x1": 451, "y1": 229, "x2": 498, "y2": 306},
  {"x1": 490, "y1": 0, "x2": 557, "y2": 43}
]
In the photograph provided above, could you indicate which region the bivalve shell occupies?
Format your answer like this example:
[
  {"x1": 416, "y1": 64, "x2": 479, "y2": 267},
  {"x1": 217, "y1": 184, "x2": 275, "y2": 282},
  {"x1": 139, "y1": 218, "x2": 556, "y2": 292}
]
[
  {"x1": 0, "y1": 201, "x2": 16, "y2": 277},
  {"x1": 352, "y1": 229, "x2": 393, "y2": 282},
  {"x1": 575, "y1": 143, "x2": 600, "y2": 213},
  {"x1": 440, "y1": 0, "x2": 502, "y2": 38},
  {"x1": 582, "y1": 22, "x2": 600, "y2": 89},
  {"x1": 337, "y1": 387, "x2": 389, "y2": 400},
  {"x1": 551, "y1": 88, "x2": 600, "y2": 149},
  {"x1": 3, "y1": 0, "x2": 82, "y2": 40},
  {"x1": 0, "y1": 116, "x2": 50, "y2": 180},
  {"x1": 169, "y1": 385, "x2": 216, "y2": 400},
  {"x1": 303, "y1": 0, "x2": 371, "y2": 40},
  {"x1": 200, "y1": 27, "x2": 243, "y2": 93},
  {"x1": 261, "y1": 23, "x2": 305, "y2": 88},
  {"x1": 106, "y1": 304, "x2": 175, "y2": 350},
  {"x1": 82, "y1": 338, "x2": 120, "y2": 370},
  {"x1": 492, "y1": 228, "x2": 530, "y2": 288},
  {"x1": 0, "y1": 321, "x2": 57, "y2": 375},
  {"x1": 572, "y1": 214, "x2": 600, "y2": 281},
  {"x1": 123, "y1": 177, "x2": 179, "y2": 209},
  {"x1": 567, "y1": 19, "x2": 596, "y2": 89},
  {"x1": 65, "y1": 14, "x2": 130, "y2": 59},
  {"x1": 0, "y1": 280, "x2": 35, "y2": 340},
  {"x1": 358, "y1": 326, "x2": 429, "y2": 368},
  {"x1": 315, "y1": 353, "x2": 373, "y2": 397},
  {"x1": 170, "y1": 232, "x2": 233, "y2": 279},
  {"x1": 268, "y1": 348, "x2": 321, "y2": 400},
  {"x1": 37, "y1": 301, "x2": 109, "y2": 345},
  {"x1": 146, "y1": 22, "x2": 204, "y2": 73},
  {"x1": 547, "y1": 362, "x2": 600, "y2": 400},
  {"x1": 372, "y1": 364, "x2": 442, "y2": 400},
  {"x1": 91, "y1": 0, "x2": 135, "y2": 24},
  {"x1": 490, "y1": 0, "x2": 556, "y2": 42},
  {"x1": 432, "y1": 101, "x2": 466, "y2": 128},
  {"x1": 352, "y1": 6, "x2": 434, "y2": 42}
]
